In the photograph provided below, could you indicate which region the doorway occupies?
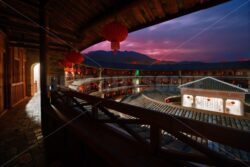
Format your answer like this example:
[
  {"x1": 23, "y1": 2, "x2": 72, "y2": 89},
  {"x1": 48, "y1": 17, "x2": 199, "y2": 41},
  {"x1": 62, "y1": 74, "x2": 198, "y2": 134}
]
[{"x1": 31, "y1": 63, "x2": 40, "y2": 96}]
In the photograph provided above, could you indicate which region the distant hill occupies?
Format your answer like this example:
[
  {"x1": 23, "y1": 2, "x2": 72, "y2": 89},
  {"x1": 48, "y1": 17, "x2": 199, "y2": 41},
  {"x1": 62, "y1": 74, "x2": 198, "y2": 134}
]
[{"x1": 84, "y1": 50, "x2": 156, "y2": 64}]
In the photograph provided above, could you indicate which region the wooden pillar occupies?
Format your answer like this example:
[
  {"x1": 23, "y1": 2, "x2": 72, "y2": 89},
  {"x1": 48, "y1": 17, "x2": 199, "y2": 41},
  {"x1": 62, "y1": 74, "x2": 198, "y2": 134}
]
[
  {"x1": 39, "y1": 0, "x2": 49, "y2": 134},
  {"x1": 0, "y1": 31, "x2": 5, "y2": 112},
  {"x1": 3, "y1": 35, "x2": 11, "y2": 109},
  {"x1": 248, "y1": 71, "x2": 250, "y2": 89},
  {"x1": 178, "y1": 70, "x2": 182, "y2": 85},
  {"x1": 192, "y1": 95, "x2": 196, "y2": 108},
  {"x1": 98, "y1": 68, "x2": 103, "y2": 92}
]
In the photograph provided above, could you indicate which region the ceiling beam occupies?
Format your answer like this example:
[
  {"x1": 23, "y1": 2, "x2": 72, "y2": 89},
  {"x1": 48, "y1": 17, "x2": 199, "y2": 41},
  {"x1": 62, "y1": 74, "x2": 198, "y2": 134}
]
[
  {"x1": 0, "y1": 9, "x2": 79, "y2": 38},
  {"x1": 77, "y1": 0, "x2": 144, "y2": 36},
  {"x1": 5, "y1": 0, "x2": 39, "y2": 10},
  {"x1": 0, "y1": 18, "x2": 79, "y2": 43},
  {"x1": 9, "y1": 42, "x2": 69, "y2": 51},
  {"x1": 8, "y1": 39, "x2": 71, "y2": 50}
]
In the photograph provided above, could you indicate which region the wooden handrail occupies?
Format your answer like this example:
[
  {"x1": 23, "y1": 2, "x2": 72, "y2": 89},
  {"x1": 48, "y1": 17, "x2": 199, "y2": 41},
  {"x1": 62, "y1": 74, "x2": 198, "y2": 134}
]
[{"x1": 51, "y1": 89, "x2": 250, "y2": 166}]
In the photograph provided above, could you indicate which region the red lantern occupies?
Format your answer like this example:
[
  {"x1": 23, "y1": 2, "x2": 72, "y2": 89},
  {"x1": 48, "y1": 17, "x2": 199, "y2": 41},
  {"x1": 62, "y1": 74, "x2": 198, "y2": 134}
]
[
  {"x1": 102, "y1": 21, "x2": 128, "y2": 52},
  {"x1": 58, "y1": 59, "x2": 72, "y2": 68},
  {"x1": 65, "y1": 51, "x2": 84, "y2": 64},
  {"x1": 78, "y1": 85, "x2": 86, "y2": 92}
]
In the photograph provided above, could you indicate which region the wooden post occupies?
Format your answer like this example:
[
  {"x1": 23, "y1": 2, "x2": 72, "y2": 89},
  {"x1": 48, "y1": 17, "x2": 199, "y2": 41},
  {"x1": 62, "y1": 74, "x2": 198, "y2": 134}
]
[
  {"x1": 150, "y1": 125, "x2": 161, "y2": 154},
  {"x1": 98, "y1": 68, "x2": 104, "y2": 98},
  {"x1": 39, "y1": 0, "x2": 49, "y2": 134},
  {"x1": 0, "y1": 31, "x2": 4, "y2": 112},
  {"x1": 3, "y1": 35, "x2": 11, "y2": 109},
  {"x1": 178, "y1": 70, "x2": 182, "y2": 85}
]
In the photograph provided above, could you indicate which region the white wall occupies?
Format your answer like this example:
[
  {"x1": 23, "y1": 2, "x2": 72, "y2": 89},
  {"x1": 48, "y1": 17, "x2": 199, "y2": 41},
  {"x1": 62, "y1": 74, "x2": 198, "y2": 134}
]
[{"x1": 182, "y1": 94, "x2": 193, "y2": 107}]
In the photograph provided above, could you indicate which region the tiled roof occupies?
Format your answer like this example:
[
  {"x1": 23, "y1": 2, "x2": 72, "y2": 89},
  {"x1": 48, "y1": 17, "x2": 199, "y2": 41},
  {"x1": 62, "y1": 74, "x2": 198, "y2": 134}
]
[
  {"x1": 122, "y1": 94, "x2": 250, "y2": 160},
  {"x1": 179, "y1": 77, "x2": 248, "y2": 92}
]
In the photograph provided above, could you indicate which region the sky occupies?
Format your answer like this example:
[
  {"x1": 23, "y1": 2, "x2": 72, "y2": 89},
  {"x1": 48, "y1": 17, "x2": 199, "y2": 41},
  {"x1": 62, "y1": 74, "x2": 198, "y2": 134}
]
[{"x1": 83, "y1": 0, "x2": 250, "y2": 62}]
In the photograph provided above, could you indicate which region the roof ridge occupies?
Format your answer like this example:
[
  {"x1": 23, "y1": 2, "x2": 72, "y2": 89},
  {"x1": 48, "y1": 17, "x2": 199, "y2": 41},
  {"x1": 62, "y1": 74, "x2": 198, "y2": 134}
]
[
  {"x1": 178, "y1": 76, "x2": 210, "y2": 88},
  {"x1": 179, "y1": 76, "x2": 248, "y2": 92},
  {"x1": 208, "y1": 77, "x2": 248, "y2": 92}
]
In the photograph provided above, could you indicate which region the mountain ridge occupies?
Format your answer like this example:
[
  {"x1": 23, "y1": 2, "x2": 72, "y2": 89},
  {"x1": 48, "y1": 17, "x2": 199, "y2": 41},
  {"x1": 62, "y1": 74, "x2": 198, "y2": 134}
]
[{"x1": 83, "y1": 50, "x2": 156, "y2": 64}]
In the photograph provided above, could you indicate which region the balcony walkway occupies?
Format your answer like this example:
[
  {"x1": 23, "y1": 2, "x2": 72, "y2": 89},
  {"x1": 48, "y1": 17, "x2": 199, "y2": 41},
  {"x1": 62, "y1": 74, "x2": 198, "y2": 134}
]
[{"x1": 0, "y1": 94, "x2": 50, "y2": 167}]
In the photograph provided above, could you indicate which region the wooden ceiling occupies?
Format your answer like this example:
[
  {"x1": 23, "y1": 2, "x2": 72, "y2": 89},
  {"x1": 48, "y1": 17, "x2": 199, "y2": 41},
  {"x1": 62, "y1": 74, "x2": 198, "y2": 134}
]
[{"x1": 0, "y1": 0, "x2": 228, "y2": 51}]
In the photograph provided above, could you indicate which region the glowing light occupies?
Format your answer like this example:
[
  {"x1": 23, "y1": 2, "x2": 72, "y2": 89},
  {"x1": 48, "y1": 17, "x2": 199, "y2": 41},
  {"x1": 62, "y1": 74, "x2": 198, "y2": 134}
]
[
  {"x1": 195, "y1": 96, "x2": 223, "y2": 113},
  {"x1": 182, "y1": 94, "x2": 193, "y2": 107},
  {"x1": 135, "y1": 70, "x2": 140, "y2": 76},
  {"x1": 226, "y1": 99, "x2": 242, "y2": 116}
]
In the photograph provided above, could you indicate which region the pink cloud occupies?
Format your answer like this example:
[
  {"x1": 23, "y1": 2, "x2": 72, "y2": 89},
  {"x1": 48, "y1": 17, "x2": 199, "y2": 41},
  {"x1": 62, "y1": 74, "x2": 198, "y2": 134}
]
[{"x1": 83, "y1": 37, "x2": 201, "y2": 62}]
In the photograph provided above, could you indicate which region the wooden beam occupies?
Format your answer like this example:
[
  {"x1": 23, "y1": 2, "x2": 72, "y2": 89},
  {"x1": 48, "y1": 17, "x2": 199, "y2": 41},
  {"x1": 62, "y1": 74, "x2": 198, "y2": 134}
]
[
  {"x1": 77, "y1": 0, "x2": 144, "y2": 36},
  {"x1": 1, "y1": 0, "x2": 39, "y2": 10},
  {"x1": 0, "y1": 9, "x2": 79, "y2": 44},
  {"x1": 0, "y1": 18, "x2": 79, "y2": 44},
  {"x1": 20, "y1": 0, "x2": 39, "y2": 8},
  {"x1": 0, "y1": 11, "x2": 74, "y2": 34},
  {"x1": 8, "y1": 40, "x2": 70, "y2": 51},
  {"x1": 98, "y1": 118, "x2": 146, "y2": 124}
]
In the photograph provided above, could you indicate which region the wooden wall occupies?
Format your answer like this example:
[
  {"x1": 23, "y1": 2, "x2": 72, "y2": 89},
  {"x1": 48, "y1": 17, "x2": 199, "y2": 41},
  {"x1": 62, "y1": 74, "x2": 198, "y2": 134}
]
[
  {"x1": 0, "y1": 31, "x2": 5, "y2": 113},
  {"x1": 9, "y1": 47, "x2": 26, "y2": 106}
]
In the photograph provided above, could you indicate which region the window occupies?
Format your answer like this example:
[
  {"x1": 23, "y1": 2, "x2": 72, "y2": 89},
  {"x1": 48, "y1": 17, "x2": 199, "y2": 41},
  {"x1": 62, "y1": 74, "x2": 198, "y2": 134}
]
[
  {"x1": 195, "y1": 96, "x2": 223, "y2": 113},
  {"x1": 225, "y1": 99, "x2": 242, "y2": 116},
  {"x1": 182, "y1": 94, "x2": 193, "y2": 107}
]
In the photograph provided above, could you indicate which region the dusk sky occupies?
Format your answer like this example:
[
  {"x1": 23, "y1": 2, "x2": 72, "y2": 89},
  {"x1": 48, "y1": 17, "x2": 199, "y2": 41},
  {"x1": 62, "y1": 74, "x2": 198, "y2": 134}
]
[{"x1": 84, "y1": 0, "x2": 250, "y2": 62}]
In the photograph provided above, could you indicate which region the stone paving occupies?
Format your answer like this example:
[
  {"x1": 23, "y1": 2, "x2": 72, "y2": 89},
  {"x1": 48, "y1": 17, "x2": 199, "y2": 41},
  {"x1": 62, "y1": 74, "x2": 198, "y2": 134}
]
[{"x1": 0, "y1": 94, "x2": 48, "y2": 167}]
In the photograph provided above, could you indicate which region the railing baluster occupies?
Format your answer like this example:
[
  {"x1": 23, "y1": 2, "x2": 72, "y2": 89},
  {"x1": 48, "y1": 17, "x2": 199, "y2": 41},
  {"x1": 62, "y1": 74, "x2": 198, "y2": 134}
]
[
  {"x1": 92, "y1": 105, "x2": 98, "y2": 119},
  {"x1": 150, "y1": 125, "x2": 161, "y2": 154}
]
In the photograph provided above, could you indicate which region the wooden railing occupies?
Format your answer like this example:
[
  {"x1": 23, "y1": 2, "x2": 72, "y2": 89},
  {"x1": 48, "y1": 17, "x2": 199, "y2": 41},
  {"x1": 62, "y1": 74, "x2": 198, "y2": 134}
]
[{"x1": 50, "y1": 88, "x2": 250, "y2": 166}]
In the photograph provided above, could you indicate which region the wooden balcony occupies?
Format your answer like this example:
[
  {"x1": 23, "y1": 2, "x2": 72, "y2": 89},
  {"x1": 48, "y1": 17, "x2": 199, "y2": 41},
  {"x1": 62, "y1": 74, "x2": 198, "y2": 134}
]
[{"x1": 46, "y1": 88, "x2": 250, "y2": 166}]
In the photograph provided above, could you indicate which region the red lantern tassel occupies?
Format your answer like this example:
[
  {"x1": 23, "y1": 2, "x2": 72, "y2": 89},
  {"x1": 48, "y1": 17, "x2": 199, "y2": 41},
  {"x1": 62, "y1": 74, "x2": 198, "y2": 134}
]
[{"x1": 111, "y1": 41, "x2": 120, "y2": 52}]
